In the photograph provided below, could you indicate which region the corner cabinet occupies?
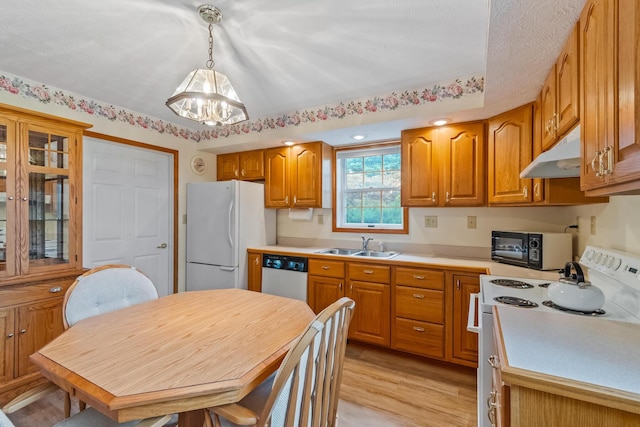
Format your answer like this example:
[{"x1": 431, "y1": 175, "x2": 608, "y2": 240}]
[
  {"x1": 581, "y1": 0, "x2": 640, "y2": 195},
  {"x1": 401, "y1": 122, "x2": 485, "y2": 207},
  {"x1": 0, "y1": 104, "x2": 90, "y2": 404},
  {"x1": 264, "y1": 142, "x2": 332, "y2": 208},
  {"x1": 487, "y1": 105, "x2": 534, "y2": 204}
]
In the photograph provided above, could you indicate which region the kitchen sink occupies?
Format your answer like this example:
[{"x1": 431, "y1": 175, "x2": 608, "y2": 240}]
[
  {"x1": 314, "y1": 248, "x2": 362, "y2": 255},
  {"x1": 352, "y1": 250, "x2": 400, "y2": 259},
  {"x1": 314, "y1": 248, "x2": 401, "y2": 258}
]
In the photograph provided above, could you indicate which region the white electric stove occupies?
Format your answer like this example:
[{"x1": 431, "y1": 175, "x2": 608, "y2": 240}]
[{"x1": 469, "y1": 245, "x2": 640, "y2": 427}]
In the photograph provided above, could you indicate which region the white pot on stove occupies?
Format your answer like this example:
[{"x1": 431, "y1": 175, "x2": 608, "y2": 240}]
[{"x1": 547, "y1": 261, "x2": 605, "y2": 312}]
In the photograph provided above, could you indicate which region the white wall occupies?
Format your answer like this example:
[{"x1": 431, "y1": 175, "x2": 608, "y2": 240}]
[{"x1": 277, "y1": 196, "x2": 640, "y2": 259}]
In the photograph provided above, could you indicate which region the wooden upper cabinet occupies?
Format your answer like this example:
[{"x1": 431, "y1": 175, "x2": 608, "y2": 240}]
[
  {"x1": 217, "y1": 153, "x2": 239, "y2": 181},
  {"x1": 264, "y1": 142, "x2": 331, "y2": 209},
  {"x1": 540, "y1": 68, "x2": 558, "y2": 151},
  {"x1": 401, "y1": 127, "x2": 438, "y2": 206},
  {"x1": 264, "y1": 146, "x2": 290, "y2": 208},
  {"x1": 217, "y1": 150, "x2": 264, "y2": 181},
  {"x1": 440, "y1": 123, "x2": 485, "y2": 206},
  {"x1": 401, "y1": 122, "x2": 485, "y2": 207},
  {"x1": 488, "y1": 105, "x2": 534, "y2": 204}
]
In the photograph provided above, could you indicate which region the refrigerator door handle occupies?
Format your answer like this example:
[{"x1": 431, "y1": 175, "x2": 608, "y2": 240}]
[
  {"x1": 220, "y1": 266, "x2": 236, "y2": 271},
  {"x1": 228, "y1": 200, "x2": 234, "y2": 248}
]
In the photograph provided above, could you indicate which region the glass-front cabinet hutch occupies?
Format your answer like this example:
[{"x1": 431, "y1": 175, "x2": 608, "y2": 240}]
[{"x1": 0, "y1": 104, "x2": 90, "y2": 403}]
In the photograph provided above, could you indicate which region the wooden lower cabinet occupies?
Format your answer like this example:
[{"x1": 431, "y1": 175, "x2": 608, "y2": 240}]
[
  {"x1": 247, "y1": 251, "x2": 262, "y2": 292},
  {"x1": 347, "y1": 280, "x2": 391, "y2": 346},
  {"x1": 451, "y1": 273, "x2": 480, "y2": 367},
  {"x1": 308, "y1": 259, "x2": 346, "y2": 314},
  {"x1": 0, "y1": 276, "x2": 75, "y2": 404}
]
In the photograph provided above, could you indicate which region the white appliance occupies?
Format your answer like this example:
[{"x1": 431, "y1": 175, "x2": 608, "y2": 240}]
[
  {"x1": 467, "y1": 245, "x2": 640, "y2": 427},
  {"x1": 261, "y1": 253, "x2": 308, "y2": 301},
  {"x1": 186, "y1": 181, "x2": 276, "y2": 291}
]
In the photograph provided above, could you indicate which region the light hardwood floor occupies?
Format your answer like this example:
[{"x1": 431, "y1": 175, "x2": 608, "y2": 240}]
[{"x1": 6, "y1": 343, "x2": 477, "y2": 426}]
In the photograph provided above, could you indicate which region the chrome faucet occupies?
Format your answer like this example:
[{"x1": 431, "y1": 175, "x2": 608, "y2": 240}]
[{"x1": 361, "y1": 235, "x2": 374, "y2": 251}]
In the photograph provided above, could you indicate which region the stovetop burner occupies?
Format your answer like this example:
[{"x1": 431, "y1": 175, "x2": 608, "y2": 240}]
[
  {"x1": 538, "y1": 282, "x2": 551, "y2": 288},
  {"x1": 542, "y1": 300, "x2": 606, "y2": 316},
  {"x1": 494, "y1": 296, "x2": 539, "y2": 308},
  {"x1": 490, "y1": 279, "x2": 534, "y2": 289}
]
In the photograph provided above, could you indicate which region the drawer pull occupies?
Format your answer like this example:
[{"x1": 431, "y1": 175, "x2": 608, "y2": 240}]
[
  {"x1": 321, "y1": 266, "x2": 330, "y2": 270},
  {"x1": 412, "y1": 293, "x2": 425, "y2": 299},
  {"x1": 49, "y1": 286, "x2": 63, "y2": 293},
  {"x1": 363, "y1": 269, "x2": 374, "y2": 274},
  {"x1": 413, "y1": 326, "x2": 425, "y2": 332},
  {"x1": 7, "y1": 333, "x2": 13, "y2": 338},
  {"x1": 413, "y1": 274, "x2": 425, "y2": 280}
]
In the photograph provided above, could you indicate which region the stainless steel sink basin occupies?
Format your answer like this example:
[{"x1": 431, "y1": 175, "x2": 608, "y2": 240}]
[
  {"x1": 314, "y1": 248, "x2": 362, "y2": 255},
  {"x1": 352, "y1": 250, "x2": 400, "y2": 258}
]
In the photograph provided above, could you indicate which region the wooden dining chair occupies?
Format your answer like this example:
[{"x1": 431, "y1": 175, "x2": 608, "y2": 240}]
[
  {"x1": 1, "y1": 382, "x2": 171, "y2": 427},
  {"x1": 204, "y1": 297, "x2": 356, "y2": 427},
  {"x1": 61, "y1": 264, "x2": 159, "y2": 417}
]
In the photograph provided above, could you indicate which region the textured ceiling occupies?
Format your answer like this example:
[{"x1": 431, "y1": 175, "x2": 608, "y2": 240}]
[{"x1": 0, "y1": 0, "x2": 586, "y2": 151}]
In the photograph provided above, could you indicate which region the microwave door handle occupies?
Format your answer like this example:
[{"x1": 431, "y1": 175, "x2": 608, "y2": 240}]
[{"x1": 467, "y1": 293, "x2": 481, "y2": 333}]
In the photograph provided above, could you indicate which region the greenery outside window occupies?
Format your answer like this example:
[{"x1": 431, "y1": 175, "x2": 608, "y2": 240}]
[{"x1": 334, "y1": 143, "x2": 407, "y2": 233}]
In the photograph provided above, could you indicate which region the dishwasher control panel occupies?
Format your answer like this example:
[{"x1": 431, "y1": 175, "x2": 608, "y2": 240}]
[{"x1": 262, "y1": 253, "x2": 308, "y2": 272}]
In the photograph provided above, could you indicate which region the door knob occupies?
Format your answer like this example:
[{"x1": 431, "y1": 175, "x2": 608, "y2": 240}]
[{"x1": 157, "y1": 243, "x2": 168, "y2": 249}]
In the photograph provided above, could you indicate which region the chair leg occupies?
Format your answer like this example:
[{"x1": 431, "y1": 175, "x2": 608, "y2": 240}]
[
  {"x1": 64, "y1": 392, "x2": 71, "y2": 418},
  {"x1": 79, "y1": 400, "x2": 86, "y2": 412}
]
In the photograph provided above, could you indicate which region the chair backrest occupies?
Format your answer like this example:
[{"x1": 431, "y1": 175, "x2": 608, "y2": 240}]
[
  {"x1": 63, "y1": 264, "x2": 159, "y2": 329},
  {"x1": 259, "y1": 297, "x2": 355, "y2": 427}
]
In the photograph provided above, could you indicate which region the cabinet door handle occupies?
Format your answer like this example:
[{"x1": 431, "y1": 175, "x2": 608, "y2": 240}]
[
  {"x1": 349, "y1": 283, "x2": 353, "y2": 294},
  {"x1": 322, "y1": 265, "x2": 330, "y2": 270},
  {"x1": 413, "y1": 274, "x2": 424, "y2": 280},
  {"x1": 533, "y1": 182, "x2": 540, "y2": 197},
  {"x1": 22, "y1": 197, "x2": 28, "y2": 201},
  {"x1": 7, "y1": 333, "x2": 13, "y2": 338},
  {"x1": 254, "y1": 258, "x2": 259, "y2": 265},
  {"x1": 522, "y1": 186, "x2": 528, "y2": 198},
  {"x1": 456, "y1": 279, "x2": 461, "y2": 290},
  {"x1": 413, "y1": 326, "x2": 425, "y2": 332},
  {"x1": 591, "y1": 150, "x2": 601, "y2": 176},
  {"x1": 363, "y1": 269, "x2": 374, "y2": 274},
  {"x1": 553, "y1": 112, "x2": 559, "y2": 131},
  {"x1": 7, "y1": 196, "x2": 13, "y2": 201},
  {"x1": 20, "y1": 329, "x2": 27, "y2": 334},
  {"x1": 49, "y1": 286, "x2": 63, "y2": 293},
  {"x1": 293, "y1": 195, "x2": 297, "y2": 205},
  {"x1": 339, "y1": 282, "x2": 343, "y2": 292},
  {"x1": 431, "y1": 192, "x2": 436, "y2": 202},
  {"x1": 241, "y1": 169, "x2": 245, "y2": 177},
  {"x1": 412, "y1": 293, "x2": 425, "y2": 299},
  {"x1": 234, "y1": 169, "x2": 239, "y2": 177},
  {"x1": 445, "y1": 192, "x2": 450, "y2": 203},
  {"x1": 285, "y1": 195, "x2": 289, "y2": 204},
  {"x1": 603, "y1": 146, "x2": 613, "y2": 175}
]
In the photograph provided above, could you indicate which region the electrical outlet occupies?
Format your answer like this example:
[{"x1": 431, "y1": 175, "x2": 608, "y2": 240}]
[
  {"x1": 424, "y1": 215, "x2": 438, "y2": 228},
  {"x1": 317, "y1": 214, "x2": 324, "y2": 225},
  {"x1": 467, "y1": 216, "x2": 477, "y2": 229},
  {"x1": 590, "y1": 216, "x2": 596, "y2": 235}
]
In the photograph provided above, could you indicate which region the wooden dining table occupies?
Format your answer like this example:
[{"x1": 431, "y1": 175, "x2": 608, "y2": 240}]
[{"x1": 30, "y1": 288, "x2": 315, "y2": 426}]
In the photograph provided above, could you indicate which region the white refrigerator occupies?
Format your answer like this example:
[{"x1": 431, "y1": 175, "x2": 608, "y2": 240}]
[{"x1": 186, "y1": 180, "x2": 276, "y2": 291}]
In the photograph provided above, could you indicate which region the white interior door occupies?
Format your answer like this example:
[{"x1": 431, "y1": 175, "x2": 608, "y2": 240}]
[{"x1": 83, "y1": 137, "x2": 173, "y2": 297}]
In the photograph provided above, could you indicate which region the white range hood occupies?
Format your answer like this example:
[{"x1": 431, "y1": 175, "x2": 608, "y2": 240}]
[{"x1": 520, "y1": 125, "x2": 581, "y2": 178}]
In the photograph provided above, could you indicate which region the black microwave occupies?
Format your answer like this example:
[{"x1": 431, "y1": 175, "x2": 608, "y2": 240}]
[{"x1": 491, "y1": 231, "x2": 572, "y2": 270}]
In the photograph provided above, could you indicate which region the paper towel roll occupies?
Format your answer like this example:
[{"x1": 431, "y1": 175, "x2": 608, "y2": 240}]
[{"x1": 288, "y1": 208, "x2": 313, "y2": 220}]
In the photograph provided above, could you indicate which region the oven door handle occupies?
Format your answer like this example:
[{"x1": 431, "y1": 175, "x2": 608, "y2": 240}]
[{"x1": 466, "y1": 293, "x2": 480, "y2": 333}]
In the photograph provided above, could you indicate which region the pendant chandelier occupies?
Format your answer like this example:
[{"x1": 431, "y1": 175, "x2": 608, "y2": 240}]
[{"x1": 166, "y1": 4, "x2": 248, "y2": 126}]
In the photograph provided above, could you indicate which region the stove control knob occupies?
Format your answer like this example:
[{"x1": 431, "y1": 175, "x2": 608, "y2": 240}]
[
  {"x1": 594, "y1": 252, "x2": 603, "y2": 264},
  {"x1": 611, "y1": 257, "x2": 622, "y2": 271},
  {"x1": 585, "y1": 249, "x2": 595, "y2": 260}
]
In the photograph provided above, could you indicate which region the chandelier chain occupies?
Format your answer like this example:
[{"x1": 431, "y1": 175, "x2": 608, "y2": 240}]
[{"x1": 206, "y1": 21, "x2": 215, "y2": 69}]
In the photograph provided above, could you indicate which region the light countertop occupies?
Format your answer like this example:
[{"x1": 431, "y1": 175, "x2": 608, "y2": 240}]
[
  {"x1": 250, "y1": 245, "x2": 562, "y2": 280},
  {"x1": 494, "y1": 305, "x2": 640, "y2": 411}
]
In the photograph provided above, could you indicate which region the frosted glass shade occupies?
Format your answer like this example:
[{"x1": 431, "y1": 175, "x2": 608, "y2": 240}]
[{"x1": 166, "y1": 68, "x2": 248, "y2": 126}]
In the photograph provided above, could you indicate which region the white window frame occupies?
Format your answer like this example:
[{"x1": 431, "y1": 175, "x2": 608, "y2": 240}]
[{"x1": 334, "y1": 143, "x2": 406, "y2": 232}]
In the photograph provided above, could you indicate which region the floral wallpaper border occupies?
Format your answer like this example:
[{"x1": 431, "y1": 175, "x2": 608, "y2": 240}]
[{"x1": 0, "y1": 72, "x2": 484, "y2": 142}]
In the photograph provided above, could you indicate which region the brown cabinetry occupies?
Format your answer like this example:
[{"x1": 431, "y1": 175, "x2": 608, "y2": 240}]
[
  {"x1": 401, "y1": 122, "x2": 485, "y2": 207},
  {"x1": 581, "y1": 0, "x2": 640, "y2": 195},
  {"x1": 450, "y1": 273, "x2": 479, "y2": 367},
  {"x1": 247, "y1": 251, "x2": 262, "y2": 292},
  {"x1": 392, "y1": 267, "x2": 445, "y2": 359},
  {"x1": 488, "y1": 105, "x2": 534, "y2": 204},
  {"x1": 264, "y1": 142, "x2": 332, "y2": 208},
  {"x1": 216, "y1": 150, "x2": 264, "y2": 181},
  {"x1": 346, "y1": 263, "x2": 390, "y2": 346},
  {"x1": 308, "y1": 258, "x2": 345, "y2": 314},
  {"x1": 541, "y1": 25, "x2": 580, "y2": 151}
]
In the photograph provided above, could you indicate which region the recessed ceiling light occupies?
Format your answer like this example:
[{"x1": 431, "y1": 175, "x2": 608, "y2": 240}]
[
  {"x1": 432, "y1": 119, "x2": 449, "y2": 126},
  {"x1": 351, "y1": 134, "x2": 367, "y2": 141},
  {"x1": 282, "y1": 141, "x2": 295, "y2": 146}
]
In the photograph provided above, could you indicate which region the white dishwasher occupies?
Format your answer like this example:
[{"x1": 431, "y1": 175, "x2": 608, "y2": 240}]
[{"x1": 261, "y1": 253, "x2": 308, "y2": 302}]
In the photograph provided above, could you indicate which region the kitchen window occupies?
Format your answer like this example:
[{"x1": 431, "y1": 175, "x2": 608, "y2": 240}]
[{"x1": 333, "y1": 143, "x2": 407, "y2": 233}]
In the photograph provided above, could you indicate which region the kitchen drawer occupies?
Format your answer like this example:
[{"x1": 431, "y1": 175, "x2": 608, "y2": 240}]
[
  {"x1": 348, "y1": 263, "x2": 390, "y2": 284},
  {"x1": 0, "y1": 278, "x2": 74, "y2": 308},
  {"x1": 393, "y1": 318, "x2": 444, "y2": 359},
  {"x1": 308, "y1": 259, "x2": 345, "y2": 278},
  {"x1": 395, "y1": 267, "x2": 444, "y2": 290},
  {"x1": 395, "y1": 286, "x2": 444, "y2": 324}
]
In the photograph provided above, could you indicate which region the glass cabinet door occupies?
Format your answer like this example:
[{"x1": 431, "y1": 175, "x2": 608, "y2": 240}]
[
  {"x1": 24, "y1": 126, "x2": 75, "y2": 273},
  {"x1": 0, "y1": 118, "x2": 16, "y2": 278}
]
